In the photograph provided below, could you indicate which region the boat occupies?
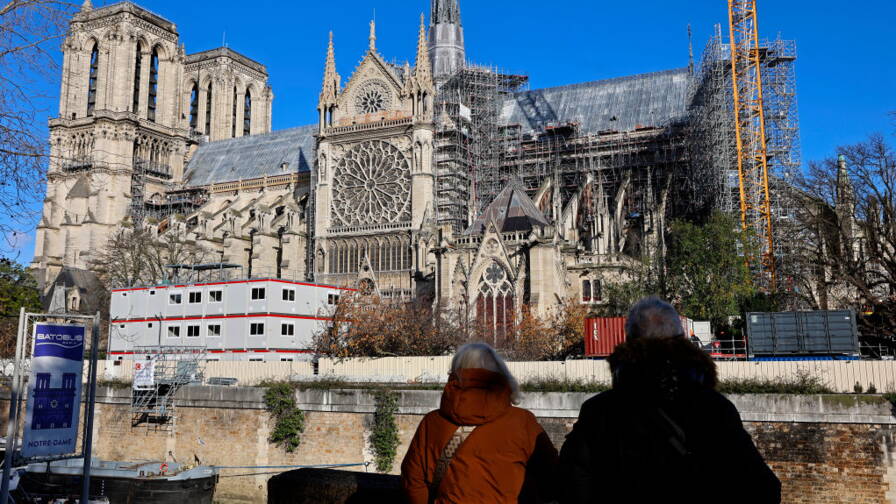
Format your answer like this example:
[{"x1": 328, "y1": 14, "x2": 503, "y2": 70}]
[{"x1": 14, "y1": 458, "x2": 218, "y2": 504}]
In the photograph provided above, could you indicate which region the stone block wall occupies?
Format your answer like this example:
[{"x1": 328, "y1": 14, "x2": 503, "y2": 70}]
[{"x1": 2, "y1": 388, "x2": 895, "y2": 503}]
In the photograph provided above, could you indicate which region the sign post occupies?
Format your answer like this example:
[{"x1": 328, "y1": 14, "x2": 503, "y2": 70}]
[
  {"x1": 21, "y1": 323, "x2": 87, "y2": 458},
  {"x1": 0, "y1": 312, "x2": 99, "y2": 504},
  {"x1": 0, "y1": 308, "x2": 27, "y2": 504},
  {"x1": 80, "y1": 313, "x2": 100, "y2": 504}
]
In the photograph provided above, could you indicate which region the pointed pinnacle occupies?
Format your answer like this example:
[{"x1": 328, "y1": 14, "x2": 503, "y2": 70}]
[
  {"x1": 415, "y1": 13, "x2": 432, "y2": 83},
  {"x1": 369, "y1": 19, "x2": 377, "y2": 52},
  {"x1": 82, "y1": 0, "x2": 93, "y2": 11},
  {"x1": 321, "y1": 32, "x2": 339, "y2": 102}
]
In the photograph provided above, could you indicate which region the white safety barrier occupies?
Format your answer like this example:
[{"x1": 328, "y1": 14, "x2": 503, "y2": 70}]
[{"x1": 95, "y1": 358, "x2": 896, "y2": 393}]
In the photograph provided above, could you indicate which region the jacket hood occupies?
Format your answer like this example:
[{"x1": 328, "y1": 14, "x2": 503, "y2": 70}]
[
  {"x1": 439, "y1": 368, "x2": 512, "y2": 426},
  {"x1": 608, "y1": 336, "x2": 718, "y2": 401}
]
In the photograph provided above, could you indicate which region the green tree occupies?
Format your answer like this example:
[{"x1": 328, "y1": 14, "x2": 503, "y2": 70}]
[
  {"x1": 665, "y1": 212, "x2": 755, "y2": 331},
  {"x1": 0, "y1": 259, "x2": 42, "y2": 356}
]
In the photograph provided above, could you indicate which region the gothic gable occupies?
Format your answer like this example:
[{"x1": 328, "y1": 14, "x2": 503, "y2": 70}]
[{"x1": 338, "y1": 53, "x2": 407, "y2": 117}]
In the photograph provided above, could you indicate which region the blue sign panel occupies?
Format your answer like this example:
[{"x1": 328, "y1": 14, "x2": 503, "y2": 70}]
[{"x1": 22, "y1": 324, "x2": 86, "y2": 459}]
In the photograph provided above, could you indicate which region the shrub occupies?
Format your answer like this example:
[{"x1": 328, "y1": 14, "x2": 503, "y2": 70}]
[
  {"x1": 854, "y1": 382, "x2": 864, "y2": 394},
  {"x1": 370, "y1": 390, "x2": 399, "y2": 473},
  {"x1": 264, "y1": 382, "x2": 305, "y2": 453},
  {"x1": 868, "y1": 383, "x2": 878, "y2": 394}
]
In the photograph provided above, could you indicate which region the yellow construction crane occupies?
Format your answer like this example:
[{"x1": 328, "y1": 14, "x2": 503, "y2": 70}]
[{"x1": 727, "y1": 0, "x2": 777, "y2": 291}]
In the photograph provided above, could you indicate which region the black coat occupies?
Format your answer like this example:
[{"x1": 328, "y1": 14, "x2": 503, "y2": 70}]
[{"x1": 558, "y1": 337, "x2": 781, "y2": 504}]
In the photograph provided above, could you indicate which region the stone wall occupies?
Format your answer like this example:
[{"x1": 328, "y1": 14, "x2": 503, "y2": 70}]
[{"x1": 3, "y1": 388, "x2": 895, "y2": 503}]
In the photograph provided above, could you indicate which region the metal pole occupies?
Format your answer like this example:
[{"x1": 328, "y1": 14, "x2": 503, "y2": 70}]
[
  {"x1": 1, "y1": 308, "x2": 28, "y2": 503},
  {"x1": 80, "y1": 312, "x2": 101, "y2": 503}
]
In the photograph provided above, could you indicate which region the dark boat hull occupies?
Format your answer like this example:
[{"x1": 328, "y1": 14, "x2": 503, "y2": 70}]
[{"x1": 18, "y1": 470, "x2": 218, "y2": 504}]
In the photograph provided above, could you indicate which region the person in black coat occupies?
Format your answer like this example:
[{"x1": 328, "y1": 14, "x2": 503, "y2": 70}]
[{"x1": 559, "y1": 297, "x2": 781, "y2": 504}]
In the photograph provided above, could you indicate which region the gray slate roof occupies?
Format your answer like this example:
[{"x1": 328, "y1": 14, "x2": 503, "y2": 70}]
[
  {"x1": 185, "y1": 125, "x2": 317, "y2": 187},
  {"x1": 499, "y1": 68, "x2": 691, "y2": 134},
  {"x1": 465, "y1": 184, "x2": 550, "y2": 236}
]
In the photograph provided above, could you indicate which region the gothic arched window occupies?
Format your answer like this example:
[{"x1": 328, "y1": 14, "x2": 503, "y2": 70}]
[
  {"x1": 189, "y1": 84, "x2": 198, "y2": 131},
  {"x1": 147, "y1": 48, "x2": 159, "y2": 122},
  {"x1": 476, "y1": 262, "x2": 515, "y2": 346},
  {"x1": 205, "y1": 83, "x2": 213, "y2": 135},
  {"x1": 329, "y1": 243, "x2": 337, "y2": 273},
  {"x1": 231, "y1": 86, "x2": 238, "y2": 137},
  {"x1": 132, "y1": 45, "x2": 142, "y2": 114},
  {"x1": 87, "y1": 43, "x2": 99, "y2": 116},
  {"x1": 243, "y1": 90, "x2": 252, "y2": 136}
]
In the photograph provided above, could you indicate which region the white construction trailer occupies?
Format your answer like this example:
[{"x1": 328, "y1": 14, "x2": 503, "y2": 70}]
[{"x1": 108, "y1": 275, "x2": 353, "y2": 362}]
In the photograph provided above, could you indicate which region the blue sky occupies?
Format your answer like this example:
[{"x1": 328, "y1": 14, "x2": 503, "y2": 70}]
[{"x1": 15, "y1": 0, "x2": 896, "y2": 261}]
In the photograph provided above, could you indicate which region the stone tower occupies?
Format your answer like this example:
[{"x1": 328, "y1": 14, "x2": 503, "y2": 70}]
[
  {"x1": 429, "y1": 0, "x2": 465, "y2": 83},
  {"x1": 31, "y1": 1, "x2": 272, "y2": 284},
  {"x1": 313, "y1": 17, "x2": 436, "y2": 298}
]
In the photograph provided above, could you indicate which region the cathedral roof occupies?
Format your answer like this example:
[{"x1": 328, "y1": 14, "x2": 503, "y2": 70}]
[
  {"x1": 464, "y1": 184, "x2": 550, "y2": 236},
  {"x1": 499, "y1": 67, "x2": 690, "y2": 134},
  {"x1": 184, "y1": 125, "x2": 316, "y2": 187}
]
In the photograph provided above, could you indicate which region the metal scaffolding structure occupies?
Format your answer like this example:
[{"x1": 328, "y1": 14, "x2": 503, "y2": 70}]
[
  {"x1": 688, "y1": 10, "x2": 802, "y2": 292},
  {"x1": 434, "y1": 66, "x2": 528, "y2": 233},
  {"x1": 130, "y1": 346, "x2": 206, "y2": 430},
  {"x1": 728, "y1": 0, "x2": 777, "y2": 290}
]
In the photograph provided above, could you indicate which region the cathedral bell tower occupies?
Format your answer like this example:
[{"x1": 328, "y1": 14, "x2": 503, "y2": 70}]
[
  {"x1": 313, "y1": 16, "x2": 436, "y2": 299},
  {"x1": 31, "y1": 1, "x2": 190, "y2": 282}
]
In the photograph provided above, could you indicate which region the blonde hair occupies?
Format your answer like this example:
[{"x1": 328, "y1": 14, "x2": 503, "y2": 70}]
[{"x1": 450, "y1": 343, "x2": 521, "y2": 404}]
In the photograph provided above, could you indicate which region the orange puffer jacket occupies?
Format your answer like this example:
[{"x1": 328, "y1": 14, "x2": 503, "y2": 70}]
[{"x1": 401, "y1": 368, "x2": 558, "y2": 504}]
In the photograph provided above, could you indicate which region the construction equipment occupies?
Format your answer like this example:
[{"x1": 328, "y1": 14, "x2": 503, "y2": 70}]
[{"x1": 727, "y1": 0, "x2": 777, "y2": 291}]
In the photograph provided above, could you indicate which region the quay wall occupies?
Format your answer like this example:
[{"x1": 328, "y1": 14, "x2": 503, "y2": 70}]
[{"x1": 3, "y1": 388, "x2": 896, "y2": 503}]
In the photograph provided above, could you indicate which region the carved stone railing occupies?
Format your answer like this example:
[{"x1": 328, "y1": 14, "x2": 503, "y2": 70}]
[
  {"x1": 326, "y1": 222, "x2": 412, "y2": 235},
  {"x1": 325, "y1": 117, "x2": 413, "y2": 135},
  {"x1": 206, "y1": 173, "x2": 302, "y2": 194}
]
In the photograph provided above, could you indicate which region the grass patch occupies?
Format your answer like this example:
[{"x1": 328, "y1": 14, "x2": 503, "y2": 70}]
[
  {"x1": 521, "y1": 377, "x2": 610, "y2": 394},
  {"x1": 718, "y1": 373, "x2": 834, "y2": 395},
  {"x1": 97, "y1": 378, "x2": 133, "y2": 389}
]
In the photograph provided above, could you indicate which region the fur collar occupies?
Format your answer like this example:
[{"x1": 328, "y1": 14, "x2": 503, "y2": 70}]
[{"x1": 607, "y1": 337, "x2": 718, "y2": 401}]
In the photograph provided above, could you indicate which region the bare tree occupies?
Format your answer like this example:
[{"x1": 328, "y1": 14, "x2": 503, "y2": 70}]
[
  {"x1": 0, "y1": 1, "x2": 77, "y2": 249},
  {"x1": 89, "y1": 228, "x2": 211, "y2": 289},
  {"x1": 793, "y1": 123, "x2": 896, "y2": 344}
]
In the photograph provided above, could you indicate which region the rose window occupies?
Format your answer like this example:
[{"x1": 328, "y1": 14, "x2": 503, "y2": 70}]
[
  {"x1": 331, "y1": 140, "x2": 411, "y2": 228},
  {"x1": 354, "y1": 81, "x2": 391, "y2": 114}
]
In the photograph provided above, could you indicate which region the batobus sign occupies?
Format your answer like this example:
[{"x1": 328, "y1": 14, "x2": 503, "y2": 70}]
[{"x1": 21, "y1": 324, "x2": 86, "y2": 458}]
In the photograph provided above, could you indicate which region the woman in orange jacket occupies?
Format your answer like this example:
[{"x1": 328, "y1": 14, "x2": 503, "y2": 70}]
[{"x1": 401, "y1": 343, "x2": 558, "y2": 504}]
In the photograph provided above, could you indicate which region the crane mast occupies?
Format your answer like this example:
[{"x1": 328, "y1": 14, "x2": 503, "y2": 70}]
[{"x1": 727, "y1": 0, "x2": 777, "y2": 291}]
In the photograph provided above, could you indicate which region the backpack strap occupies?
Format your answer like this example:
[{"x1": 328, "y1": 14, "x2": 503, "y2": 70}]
[{"x1": 428, "y1": 425, "x2": 477, "y2": 502}]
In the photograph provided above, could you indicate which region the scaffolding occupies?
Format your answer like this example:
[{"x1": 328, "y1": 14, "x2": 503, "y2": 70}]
[
  {"x1": 130, "y1": 346, "x2": 206, "y2": 430},
  {"x1": 434, "y1": 66, "x2": 528, "y2": 232},
  {"x1": 688, "y1": 13, "x2": 802, "y2": 292}
]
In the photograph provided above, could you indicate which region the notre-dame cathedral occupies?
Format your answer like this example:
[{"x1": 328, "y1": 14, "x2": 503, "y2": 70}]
[{"x1": 32, "y1": 0, "x2": 697, "y2": 333}]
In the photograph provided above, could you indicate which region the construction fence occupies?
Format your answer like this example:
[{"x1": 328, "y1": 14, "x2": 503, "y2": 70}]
[{"x1": 90, "y1": 358, "x2": 896, "y2": 394}]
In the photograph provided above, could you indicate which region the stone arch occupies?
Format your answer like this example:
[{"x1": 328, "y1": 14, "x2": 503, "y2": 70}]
[
  {"x1": 85, "y1": 38, "x2": 101, "y2": 116},
  {"x1": 146, "y1": 44, "x2": 165, "y2": 122}
]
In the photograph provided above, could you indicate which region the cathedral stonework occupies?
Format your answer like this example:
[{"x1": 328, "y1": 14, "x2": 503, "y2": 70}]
[{"x1": 34, "y1": 0, "x2": 693, "y2": 331}]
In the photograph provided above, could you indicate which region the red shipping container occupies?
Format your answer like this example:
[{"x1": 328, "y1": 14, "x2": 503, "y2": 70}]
[{"x1": 584, "y1": 317, "x2": 627, "y2": 357}]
